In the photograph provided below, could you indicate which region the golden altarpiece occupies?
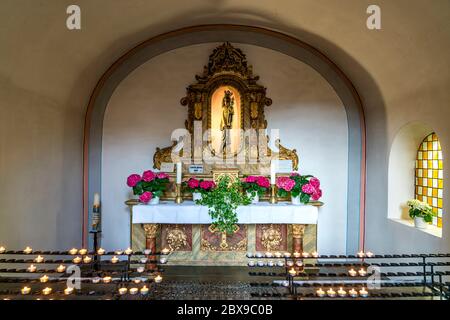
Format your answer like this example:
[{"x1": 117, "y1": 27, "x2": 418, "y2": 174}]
[{"x1": 127, "y1": 43, "x2": 318, "y2": 265}]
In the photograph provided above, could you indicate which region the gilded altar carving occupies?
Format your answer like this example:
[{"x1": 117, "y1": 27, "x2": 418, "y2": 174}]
[
  {"x1": 292, "y1": 224, "x2": 306, "y2": 239},
  {"x1": 201, "y1": 224, "x2": 247, "y2": 251},
  {"x1": 261, "y1": 224, "x2": 283, "y2": 251},
  {"x1": 165, "y1": 225, "x2": 188, "y2": 251},
  {"x1": 153, "y1": 141, "x2": 179, "y2": 170},
  {"x1": 143, "y1": 224, "x2": 159, "y2": 238},
  {"x1": 267, "y1": 138, "x2": 299, "y2": 171}
]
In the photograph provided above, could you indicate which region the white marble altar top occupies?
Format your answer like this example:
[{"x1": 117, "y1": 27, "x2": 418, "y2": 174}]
[{"x1": 132, "y1": 201, "x2": 319, "y2": 224}]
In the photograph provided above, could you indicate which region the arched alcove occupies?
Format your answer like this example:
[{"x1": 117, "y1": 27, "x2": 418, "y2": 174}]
[
  {"x1": 83, "y1": 25, "x2": 367, "y2": 253},
  {"x1": 388, "y1": 122, "x2": 442, "y2": 237}
]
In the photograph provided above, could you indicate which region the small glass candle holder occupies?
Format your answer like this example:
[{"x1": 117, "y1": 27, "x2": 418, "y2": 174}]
[
  {"x1": 140, "y1": 286, "x2": 149, "y2": 295},
  {"x1": 118, "y1": 287, "x2": 127, "y2": 295},
  {"x1": 154, "y1": 275, "x2": 163, "y2": 283},
  {"x1": 78, "y1": 248, "x2": 88, "y2": 255},
  {"x1": 39, "y1": 275, "x2": 49, "y2": 283},
  {"x1": 349, "y1": 288, "x2": 358, "y2": 298},
  {"x1": 72, "y1": 256, "x2": 82, "y2": 264},
  {"x1": 102, "y1": 276, "x2": 112, "y2": 283},
  {"x1": 97, "y1": 248, "x2": 105, "y2": 255},
  {"x1": 337, "y1": 287, "x2": 347, "y2": 297},
  {"x1": 83, "y1": 256, "x2": 92, "y2": 264},
  {"x1": 137, "y1": 267, "x2": 145, "y2": 273},
  {"x1": 21, "y1": 286, "x2": 31, "y2": 295},
  {"x1": 111, "y1": 256, "x2": 119, "y2": 264},
  {"x1": 34, "y1": 255, "x2": 44, "y2": 263},
  {"x1": 56, "y1": 264, "x2": 66, "y2": 273},
  {"x1": 248, "y1": 261, "x2": 255, "y2": 267},
  {"x1": 129, "y1": 288, "x2": 138, "y2": 295},
  {"x1": 359, "y1": 287, "x2": 369, "y2": 298},
  {"x1": 124, "y1": 247, "x2": 133, "y2": 255},
  {"x1": 316, "y1": 288, "x2": 325, "y2": 297},
  {"x1": 326, "y1": 288, "x2": 336, "y2": 298},
  {"x1": 358, "y1": 268, "x2": 367, "y2": 277},
  {"x1": 27, "y1": 264, "x2": 37, "y2": 273},
  {"x1": 348, "y1": 268, "x2": 357, "y2": 277},
  {"x1": 23, "y1": 246, "x2": 33, "y2": 254},
  {"x1": 64, "y1": 287, "x2": 74, "y2": 295},
  {"x1": 42, "y1": 287, "x2": 52, "y2": 295},
  {"x1": 0, "y1": 246, "x2": 6, "y2": 254},
  {"x1": 68, "y1": 248, "x2": 78, "y2": 255}
]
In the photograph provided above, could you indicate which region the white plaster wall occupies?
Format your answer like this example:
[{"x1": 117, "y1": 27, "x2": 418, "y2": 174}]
[{"x1": 102, "y1": 43, "x2": 348, "y2": 253}]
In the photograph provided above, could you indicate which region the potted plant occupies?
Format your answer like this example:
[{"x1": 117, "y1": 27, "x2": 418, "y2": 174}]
[
  {"x1": 276, "y1": 173, "x2": 322, "y2": 205},
  {"x1": 407, "y1": 199, "x2": 434, "y2": 229},
  {"x1": 197, "y1": 175, "x2": 251, "y2": 234},
  {"x1": 126, "y1": 170, "x2": 170, "y2": 204},
  {"x1": 183, "y1": 177, "x2": 216, "y2": 202},
  {"x1": 241, "y1": 176, "x2": 270, "y2": 203}
]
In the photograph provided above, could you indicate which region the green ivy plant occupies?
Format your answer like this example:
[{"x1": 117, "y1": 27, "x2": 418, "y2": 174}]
[{"x1": 196, "y1": 175, "x2": 251, "y2": 234}]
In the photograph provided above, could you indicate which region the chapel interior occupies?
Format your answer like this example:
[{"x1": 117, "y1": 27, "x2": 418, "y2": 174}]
[{"x1": 0, "y1": 0, "x2": 449, "y2": 301}]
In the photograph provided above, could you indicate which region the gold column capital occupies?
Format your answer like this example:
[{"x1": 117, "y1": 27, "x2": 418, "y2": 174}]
[
  {"x1": 143, "y1": 224, "x2": 159, "y2": 238},
  {"x1": 292, "y1": 224, "x2": 306, "y2": 239}
]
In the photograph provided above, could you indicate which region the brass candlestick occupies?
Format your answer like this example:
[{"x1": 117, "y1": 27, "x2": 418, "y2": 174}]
[
  {"x1": 269, "y1": 184, "x2": 278, "y2": 204},
  {"x1": 175, "y1": 183, "x2": 183, "y2": 204}
]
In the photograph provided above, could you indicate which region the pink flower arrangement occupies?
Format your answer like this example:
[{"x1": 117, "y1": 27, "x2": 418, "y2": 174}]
[
  {"x1": 126, "y1": 170, "x2": 170, "y2": 203},
  {"x1": 241, "y1": 176, "x2": 271, "y2": 197},
  {"x1": 276, "y1": 176, "x2": 296, "y2": 192},
  {"x1": 183, "y1": 177, "x2": 216, "y2": 193}
]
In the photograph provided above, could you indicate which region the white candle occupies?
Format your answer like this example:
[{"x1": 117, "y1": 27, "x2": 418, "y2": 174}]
[
  {"x1": 115, "y1": 250, "x2": 123, "y2": 255},
  {"x1": 40, "y1": 275, "x2": 49, "y2": 283},
  {"x1": 93, "y1": 193, "x2": 100, "y2": 206},
  {"x1": 301, "y1": 252, "x2": 310, "y2": 258},
  {"x1": 327, "y1": 288, "x2": 336, "y2": 297},
  {"x1": 265, "y1": 251, "x2": 273, "y2": 258},
  {"x1": 366, "y1": 251, "x2": 374, "y2": 258},
  {"x1": 34, "y1": 255, "x2": 44, "y2": 263},
  {"x1": 176, "y1": 162, "x2": 182, "y2": 184},
  {"x1": 248, "y1": 261, "x2": 255, "y2": 267},
  {"x1": 348, "y1": 268, "x2": 357, "y2": 277},
  {"x1": 154, "y1": 275, "x2": 163, "y2": 283},
  {"x1": 338, "y1": 287, "x2": 347, "y2": 297},
  {"x1": 118, "y1": 288, "x2": 127, "y2": 295},
  {"x1": 56, "y1": 265, "x2": 66, "y2": 273},
  {"x1": 92, "y1": 277, "x2": 101, "y2": 284},
  {"x1": 133, "y1": 279, "x2": 142, "y2": 284},
  {"x1": 358, "y1": 268, "x2": 367, "y2": 276},
  {"x1": 78, "y1": 248, "x2": 87, "y2": 255},
  {"x1": 72, "y1": 256, "x2": 82, "y2": 264},
  {"x1": 102, "y1": 276, "x2": 112, "y2": 283},
  {"x1": 64, "y1": 287, "x2": 74, "y2": 295},
  {"x1": 42, "y1": 287, "x2": 52, "y2": 295},
  {"x1": 68, "y1": 248, "x2": 78, "y2": 255},
  {"x1": 349, "y1": 288, "x2": 358, "y2": 297},
  {"x1": 161, "y1": 248, "x2": 170, "y2": 255},
  {"x1": 23, "y1": 246, "x2": 33, "y2": 254},
  {"x1": 129, "y1": 288, "x2": 138, "y2": 295},
  {"x1": 274, "y1": 252, "x2": 282, "y2": 258},
  {"x1": 293, "y1": 252, "x2": 301, "y2": 258},
  {"x1": 316, "y1": 288, "x2": 325, "y2": 297},
  {"x1": 359, "y1": 287, "x2": 369, "y2": 297},
  {"x1": 270, "y1": 161, "x2": 276, "y2": 185},
  {"x1": 140, "y1": 286, "x2": 149, "y2": 295},
  {"x1": 111, "y1": 256, "x2": 119, "y2": 264},
  {"x1": 357, "y1": 251, "x2": 365, "y2": 258},
  {"x1": 21, "y1": 286, "x2": 31, "y2": 295},
  {"x1": 0, "y1": 246, "x2": 6, "y2": 254},
  {"x1": 311, "y1": 251, "x2": 319, "y2": 258},
  {"x1": 124, "y1": 247, "x2": 133, "y2": 255},
  {"x1": 97, "y1": 248, "x2": 105, "y2": 255},
  {"x1": 27, "y1": 264, "x2": 37, "y2": 273},
  {"x1": 83, "y1": 256, "x2": 92, "y2": 264},
  {"x1": 288, "y1": 268, "x2": 296, "y2": 276},
  {"x1": 137, "y1": 266, "x2": 145, "y2": 273},
  {"x1": 159, "y1": 257, "x2": 167, "y2": 264}
]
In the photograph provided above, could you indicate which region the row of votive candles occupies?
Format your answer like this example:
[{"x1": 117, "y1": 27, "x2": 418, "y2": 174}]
[
  {"x1": 0, "y1": 246, "x2": 171, "y2": 256},
  {"x1": 247, "y1": 251, "x2": 319, "y2": 259},
  {"x1": 316, "y1": 287, "x2": 369, "y2": 298},
  {"x1": 248, "y1": 260, "x2": 303, "y2": 267}
]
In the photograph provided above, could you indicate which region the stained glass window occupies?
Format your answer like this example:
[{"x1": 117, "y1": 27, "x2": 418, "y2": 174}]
[{"x1": 415, "y1": 133, "x2": 444, "y2": 227}]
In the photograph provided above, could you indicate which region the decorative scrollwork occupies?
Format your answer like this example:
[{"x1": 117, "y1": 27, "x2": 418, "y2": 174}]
[
  {"x1": 261, "y1": 224, "x2": 283, "y2": 251},
  {"x1": 165, "y1": 225, "x2": 188, "y2": 251},
  {"x1": 292, "y1": 224, "x2": 306, "y2": 239},
  {"x1": 143, "y1": 224, "x2": 159, "y2": 238}
]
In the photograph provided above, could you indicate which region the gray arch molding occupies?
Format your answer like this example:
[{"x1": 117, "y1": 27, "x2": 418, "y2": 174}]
[{"x1": 83, "y1": 25, "x2": 366, "y2": 253}]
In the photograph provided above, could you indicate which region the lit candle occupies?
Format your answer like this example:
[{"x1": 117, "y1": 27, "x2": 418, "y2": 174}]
[
  {"x1": 64, "y1": 287, "x2": 74, "y2": 295},
  {"x1": 39, "y1": 275, "x2": 49, "y2": 283},
  {"x1": 23, "y1": 246, "x2": 33, "y2": 254},
  {"x1": 97, "y1": 248, "x2": 105, "y2": 255},
  {"x1": 159, "y1": 257, "x2": 167, "y2": 264},
  {"x1": 301, "y1": 252, "x2": 310, "y2": 258},
  {"x1": 124, "y1": 247, "x2": 133, "y2": 255},
  {"x1": 337, "y1": 287, "x2": 347, "y2": 297},
  {"x1": 349, "y1": 288, "x2": 358, "y2": 298},
  {"x1": 102, "y1": 276, "x2": 112, "y2": 283},
  {"x1": 293, "y1": 252, "x2": 301, "y2": 258},
  {"x1": 21, "y1": 286, "x2": 31, "y2": 295},
  {"x1": 140, "y1": 286, "x2": 149, "y2": 295},
  {"x1": 115, "y1": 250, "x2": 123, "y2": 255},
  {"x1": 295, "y1": 260, "x2": 303, "y2": 267},
  {"x1": 27, "y1": 264, "x2": 37, "y2": 273},
  {"x1": 68, "y1": 248, "x2": 78, "y2": 255},
  {"x1": 277, "y1": 260, "x2": 284, "y2": 267},
  {"x1": 161, "y1": 248, "x2": 170, "y2": 255},
  {"x1": 83, "y1": 256, "x2": 92, "y2": 264},
  {"x1": 133, "y1": 279, "x2": 142, "y2": 284},
  {"x1": 118, "y1": 288, "x2": 127, "y2": 295},
  {"x1": 359, "y1": 287, "x2": 369, "y2": 297},
  {"x1": 92, "y1": 277, "x2": 101, "y2": 284},
  {"x1": 274, "y1": 252, "x2": 282, "y2": 258},
  {"x1": 357, "y1": 251, "x2": 365, "y2": 258},
  {"x1": 129, "y1": 288, "x2": 138, "y2": 295},
  {"x1": 93, "y1": 193, "x2": 100, "y2": 206},
  {"x1": 137, "y1": 267, "x2": 145, "y2": 273},
  {"x1": 154, "y1": 275, "x2": 163, "y2": 283},
  {"x1": 42, "y1": 287, "x2": 52, "y2": 295},
  {"x1": 111, "y1": 256, "x2": 119, "y2": 264},
  {"x1": 286, "y1": 261, "x2": 294, "y2": 267},
  {"x1": 366, "y1": 251, "x2": 374, "y2": 258},
  {"x1": 358, "y1": 268, "x2": 367, "y2": 277},
  {"x1": 288, "y1": 268, "x2": 297, "y2": 277},
  {"x1": 56, "y1": 265, "x2": 66, "y2": 273},
  {"x1": 311, "y1": 251, "x2": 319, "y2": 258},
  {"x1": 72, "y1": 256, "x2": 82, "y2": 264},
  {"x1": 0, "y1": 246, "x2": 6, "y2": 254},
  {"x1": 326, "y1": 288, "x2": 336, "y2": 297},
  {"x1": 265, "y1": 251, "x2": 273, "y2": 258},
  {"x1": 34, "y1": 255, "x2": 44, "y2": 263},
  {"x1": 176, "y1": 162, "x2": 182, "y2": 184},
  {"x1": 78, "y1": 248, "x2": 87, "y2": 255},
  {"x1": 284, "y1": 252, "x2": 291, "y2": 258},
  {"x1": 316, "y1": 288, "x2": 325, "y2": 297},
  {"x1": 348, "y1": 268, "x2": 357, "y2": 277}
]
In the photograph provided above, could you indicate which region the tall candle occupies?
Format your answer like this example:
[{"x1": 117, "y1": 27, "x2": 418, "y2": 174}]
[
  {"x1": 93, "y1": 193, "x2": 100, "y2": 206},
  {"x1": 270, "y1": 161, "x2": 276, "y2": 185},
  {"x1": 176, "y1": 162, "x2": 182, "y2": 184}
]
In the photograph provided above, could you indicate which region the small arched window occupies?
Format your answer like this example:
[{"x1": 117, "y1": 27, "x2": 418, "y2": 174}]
[{"x1": 415, "y1": 133, "x2": 444, "y2": 227}]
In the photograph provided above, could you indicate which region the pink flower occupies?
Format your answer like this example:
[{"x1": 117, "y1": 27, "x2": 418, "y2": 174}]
[
  {"x1": 301, "y1": 183, "x2": 315, "y2": 195},
  {"x1": 187, "y1": 178, "x2": 200, "y2": 189},
  {"x1": 142, "y1": 170, "x2": 156, "y2": 182},
  {"x1": 311, "y1": 188, "x2": 322, "y2": 201},
  {"x1": 139, "y1": 191, "x2": 153, "y2": 203},
  {"x1": 244, "y1": 176, "x2": 258, "y2": 183},
  {"x1": 276, "y1": 177, "x2": 295, "y2": 192},
  {"x1": 200, "y1": 180, "x2": 215, "y2": 190},
  {"x1": 256, "y1": 176, "x2": 270, "y2": 188},
  {"x1": 290, "y1": 172, "x2": 301, "y2": 177},
  {"x1": 309, "y1": 177, "x2": 320, "y2": 189},
  {"x1": 127, "y1": 174, "x2": 141, "y2": 187},
  {"x1": 156, "y1": 172, "x2": 169, "y2": 180}
]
